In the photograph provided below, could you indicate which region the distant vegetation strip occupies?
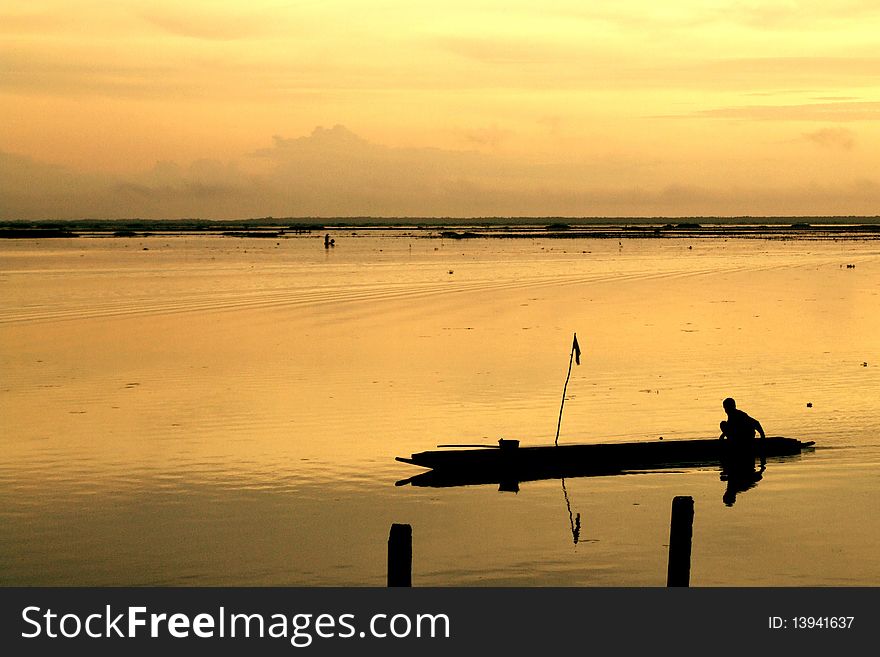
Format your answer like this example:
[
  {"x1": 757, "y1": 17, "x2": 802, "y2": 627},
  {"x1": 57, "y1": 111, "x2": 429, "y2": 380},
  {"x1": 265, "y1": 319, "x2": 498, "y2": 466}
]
[{"x1": 1, "y1": 218, "x2": 879, "y2": 239}]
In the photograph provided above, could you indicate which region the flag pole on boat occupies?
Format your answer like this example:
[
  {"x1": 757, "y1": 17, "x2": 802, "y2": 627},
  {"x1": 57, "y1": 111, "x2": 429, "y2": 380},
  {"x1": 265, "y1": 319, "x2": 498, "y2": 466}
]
[{"x1": 555, "y1": 333, "x2": 581, "y2": 447}]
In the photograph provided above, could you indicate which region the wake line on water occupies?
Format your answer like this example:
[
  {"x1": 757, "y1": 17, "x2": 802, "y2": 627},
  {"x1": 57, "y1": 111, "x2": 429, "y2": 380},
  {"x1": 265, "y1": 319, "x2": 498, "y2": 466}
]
[{"x1": 0, "y1": 260, "x2": 802, "y2": 325}]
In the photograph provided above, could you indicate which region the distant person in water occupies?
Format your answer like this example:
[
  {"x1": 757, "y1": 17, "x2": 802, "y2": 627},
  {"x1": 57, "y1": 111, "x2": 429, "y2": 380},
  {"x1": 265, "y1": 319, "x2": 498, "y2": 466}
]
[{"x1": 719, "y1": 397, "x2": 765, "y2": 444}]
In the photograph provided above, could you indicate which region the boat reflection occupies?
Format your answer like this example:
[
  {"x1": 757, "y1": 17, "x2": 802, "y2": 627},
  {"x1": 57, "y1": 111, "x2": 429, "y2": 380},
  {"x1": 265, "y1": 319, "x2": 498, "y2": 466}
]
[{"x1": 396, "y1": 453, "x2": 804, "y2": 504}]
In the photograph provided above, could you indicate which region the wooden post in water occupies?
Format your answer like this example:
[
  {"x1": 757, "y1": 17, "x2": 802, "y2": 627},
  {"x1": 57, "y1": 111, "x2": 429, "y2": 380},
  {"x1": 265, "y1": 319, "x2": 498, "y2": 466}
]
[
  {"x1": 387, "y1": 523, "x2": 412, "y2": 587},
  {"x1": 666, "y1": 496, "x2": 694, "y2": 587}
]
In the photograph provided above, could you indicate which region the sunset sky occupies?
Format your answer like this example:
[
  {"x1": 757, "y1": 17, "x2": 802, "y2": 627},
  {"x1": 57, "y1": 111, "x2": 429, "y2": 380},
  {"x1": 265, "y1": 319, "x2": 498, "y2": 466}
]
[{"x1": 2, "y1": 0, "x2": 880, "y2": 219}]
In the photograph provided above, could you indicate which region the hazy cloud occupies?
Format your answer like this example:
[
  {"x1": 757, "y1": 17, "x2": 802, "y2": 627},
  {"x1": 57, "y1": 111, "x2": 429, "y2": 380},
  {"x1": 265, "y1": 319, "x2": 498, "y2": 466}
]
[
  {"x1": 801, "y1": 128, "x2": 856, "y2": 150},
  {"x1": 425, "y1": 46, "x2": 880, "y2": 93},
  {"x1": 0, "y1": 2, "x2": 137, "y2": 37},
  {"x1": 536, "y1": 0, "x2": 880, "y2": 32},
  {"x1": 255, "y1": 125, "x2": 376, "y2": 158},
  {"x1": 662, "y1": 57, "x2": 880, "y2": 93},
  {"x1": 716, "y1": 0, "x2": 880, "y2": 29},
  {"x1": 0, "y1": 46, "x2": 186, "y2": 98},
  {"x1": 433, "y1": 36, "x2": 568, "y2": 65},
  {"x1": 691, "y1": 101, "x2": 880, "y2": 122},
  {"x1": 139, "y1": 5, "x2": 274, "y2": 41},
  {"x1": 455, "y1": 126, "x2": 514, "y2": 149},
  {"x1": 249, "y1": 125, "x2": 503, "y2": 216},
  {"x1": 3, "y1": 126, "x2": 880, "y2": 219},
  {"x1": 0, "y1": 9, "x2": 63, "y2": 33},
  {"x1": 0, "y1": 151, "x2": 125, "y2": 219},
  {"x1": 537, "y1": 116, "x2": 563, "y2": 134}
]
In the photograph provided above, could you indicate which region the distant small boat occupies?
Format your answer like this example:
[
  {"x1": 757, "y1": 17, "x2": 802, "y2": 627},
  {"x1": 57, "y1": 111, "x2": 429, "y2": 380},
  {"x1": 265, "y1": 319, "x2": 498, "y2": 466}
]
[{"x1": 395, "y1": 437, "x2": 815, "y2": 488}]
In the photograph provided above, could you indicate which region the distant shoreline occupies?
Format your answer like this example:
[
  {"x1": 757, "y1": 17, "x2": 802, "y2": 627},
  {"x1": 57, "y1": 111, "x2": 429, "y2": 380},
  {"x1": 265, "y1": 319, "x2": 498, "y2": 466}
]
[{"x1": 2, "y1": 218, "x2": 880, "y2": 240}]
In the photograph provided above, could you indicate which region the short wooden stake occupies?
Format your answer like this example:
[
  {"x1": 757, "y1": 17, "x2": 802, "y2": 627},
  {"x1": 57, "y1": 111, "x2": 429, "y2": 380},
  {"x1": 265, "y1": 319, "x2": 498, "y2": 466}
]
[
  {"x1": 387, "y1": 523, "x2": 412, "y2": 587},
  {"x1": 666, "y1": 496, "x2": 694, "y2": 587}
]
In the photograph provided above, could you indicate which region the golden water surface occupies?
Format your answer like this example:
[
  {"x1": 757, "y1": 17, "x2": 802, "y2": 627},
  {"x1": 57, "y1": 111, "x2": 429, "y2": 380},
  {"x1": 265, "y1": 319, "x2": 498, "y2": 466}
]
[{"x1": 1, "y1": 232, "x2": 878, "y2": 585}]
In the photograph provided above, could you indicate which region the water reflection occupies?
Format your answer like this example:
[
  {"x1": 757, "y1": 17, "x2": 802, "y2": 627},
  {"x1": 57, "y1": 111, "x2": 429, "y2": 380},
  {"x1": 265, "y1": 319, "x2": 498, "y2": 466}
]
[
  {"x1": 561, "y1": 478, "x2": 581, "y2": 545},
  {"x1": 397, "y1": 446, "x2": 808, "y2": 512},
  {"x1": 720, "y1": 461, "x2": 765, "y2": 507},
  {"x1": 396, "y1": 457, "x2": 784, "y2": 492}
]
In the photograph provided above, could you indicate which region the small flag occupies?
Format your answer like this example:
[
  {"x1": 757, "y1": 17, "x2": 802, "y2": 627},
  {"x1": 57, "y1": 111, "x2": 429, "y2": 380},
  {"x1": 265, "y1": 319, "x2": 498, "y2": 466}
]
[{"x1": 573, "y1": 333, "x2": 581, "y2": 366}]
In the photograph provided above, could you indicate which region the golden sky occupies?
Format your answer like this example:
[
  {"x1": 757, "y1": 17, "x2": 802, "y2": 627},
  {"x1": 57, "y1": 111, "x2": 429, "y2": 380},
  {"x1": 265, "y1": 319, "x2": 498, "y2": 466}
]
[{"x1": 2, "y1": 0, "x2": 879, "y2": 218}]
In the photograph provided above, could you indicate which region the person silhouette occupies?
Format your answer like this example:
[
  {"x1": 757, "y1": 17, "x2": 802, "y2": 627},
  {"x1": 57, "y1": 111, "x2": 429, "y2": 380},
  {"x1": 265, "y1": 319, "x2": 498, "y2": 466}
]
[
  {"x1": 719, "y1": 397, "x2": 766, "y2": 468},
  {"x1": 719, "y1": 397, "x2": 765, "y2": 443}
]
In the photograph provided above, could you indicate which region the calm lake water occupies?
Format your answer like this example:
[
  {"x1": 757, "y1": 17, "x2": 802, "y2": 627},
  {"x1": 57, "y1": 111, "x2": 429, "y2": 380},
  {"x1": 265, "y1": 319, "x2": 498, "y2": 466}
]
[{"x1": 1, "y1": 231, "x2": 878, "y2": 586}]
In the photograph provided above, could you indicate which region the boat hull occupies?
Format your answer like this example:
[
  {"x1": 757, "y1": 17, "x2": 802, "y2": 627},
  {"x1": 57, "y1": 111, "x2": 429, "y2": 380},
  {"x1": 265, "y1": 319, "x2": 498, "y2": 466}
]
[{"x1": 395, "y1": 437, "x2": 814, "y2": 488}]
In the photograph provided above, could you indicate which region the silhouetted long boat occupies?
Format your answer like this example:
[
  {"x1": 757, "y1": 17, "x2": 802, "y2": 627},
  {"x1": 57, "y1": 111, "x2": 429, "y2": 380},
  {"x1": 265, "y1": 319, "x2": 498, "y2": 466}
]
[{"x1": 395, "y1": 436, "x2": 815, "y2": 488}]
